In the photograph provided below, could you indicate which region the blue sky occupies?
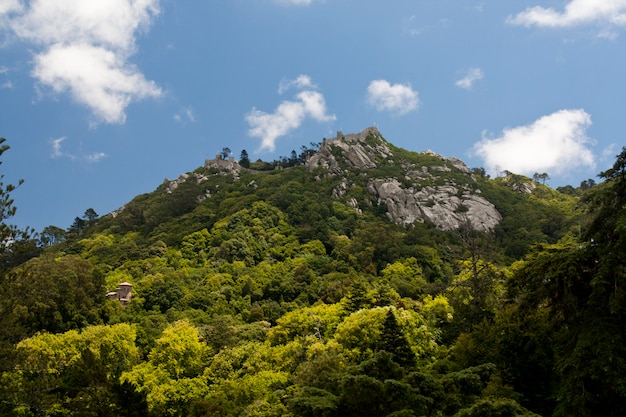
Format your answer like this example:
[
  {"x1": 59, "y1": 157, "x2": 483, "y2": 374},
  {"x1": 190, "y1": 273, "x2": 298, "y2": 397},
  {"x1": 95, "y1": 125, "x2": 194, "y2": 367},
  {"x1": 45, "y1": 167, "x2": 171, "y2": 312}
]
[{"x1": 1, "y1": 0, "x2": 624, "y2": 233}]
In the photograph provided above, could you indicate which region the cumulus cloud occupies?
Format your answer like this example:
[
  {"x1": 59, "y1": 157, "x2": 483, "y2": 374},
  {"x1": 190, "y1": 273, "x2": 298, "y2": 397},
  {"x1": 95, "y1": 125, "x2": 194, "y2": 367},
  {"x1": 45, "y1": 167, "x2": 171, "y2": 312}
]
[
  {"x1": 0, "y1": 0, "x2": 22, "y2": 15},
  {"x1": 2, "y1": 0, "x2": 161, "y2": 124},
  {"x1": 246, "y1": 76, "x2": 335, "y2": 152},
  {"x1": 472, "y1": 109, "x2": 596, "y2": 177},
  {"x1": 278, "y1": 74, "x2": 316, "y2": 94},
  {"x1": 456, "y1": 68, "x2": 484, "y2": 90},
  {"x1": 367, "y1": 80, "x2": 419, "y2": 115},
  {"x1": 507, "y1": 0, "x2": 626, "y2": 28},
  {"x1": 34, "y1": 43, "x2": 161, "y2": 124}
]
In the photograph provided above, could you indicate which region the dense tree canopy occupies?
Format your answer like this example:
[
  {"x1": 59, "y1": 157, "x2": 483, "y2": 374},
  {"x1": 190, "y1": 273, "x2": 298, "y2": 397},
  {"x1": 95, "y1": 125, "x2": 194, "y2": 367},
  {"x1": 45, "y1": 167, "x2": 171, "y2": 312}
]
[{"x1": 0, "y1": 134, "x2": 622, "y2": 416}]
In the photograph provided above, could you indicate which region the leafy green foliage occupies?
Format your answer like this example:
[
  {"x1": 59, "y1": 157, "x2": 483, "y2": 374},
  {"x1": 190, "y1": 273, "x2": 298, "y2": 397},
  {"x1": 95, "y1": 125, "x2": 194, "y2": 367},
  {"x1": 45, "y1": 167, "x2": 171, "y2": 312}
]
[
  {"x1": 1, "y1": 132, "x2": 623, "y2": 416},
  {"x1": 2, "y1": 324, "x2": 143, "y2": 417},
  {"x1": 0, "y1": 254, "x2": 104, "y2": 341}
]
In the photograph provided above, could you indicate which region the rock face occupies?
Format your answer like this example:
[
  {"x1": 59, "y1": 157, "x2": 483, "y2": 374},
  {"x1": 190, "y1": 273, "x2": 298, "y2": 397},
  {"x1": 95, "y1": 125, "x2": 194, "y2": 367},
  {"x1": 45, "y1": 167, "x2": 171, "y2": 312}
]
[
  {"x1": 367, "y1": 179, "x2": 501, "y2": 231},
  {"x1": 306, "y1": 127, "x2": 392, "y2": 173},
  {"x1": 307, "y1": 127, "x2": 502, "y2": 231}
]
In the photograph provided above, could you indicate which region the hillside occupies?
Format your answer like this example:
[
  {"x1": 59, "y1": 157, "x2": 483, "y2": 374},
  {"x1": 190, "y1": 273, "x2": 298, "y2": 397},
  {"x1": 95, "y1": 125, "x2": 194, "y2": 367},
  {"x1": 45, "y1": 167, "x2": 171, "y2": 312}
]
[
  {"x1": 93, "y1": 127, "x2": 579, "y2": 262},
  {"x1": 1, "y1": 129, "x2": 624, "y2": 417}
]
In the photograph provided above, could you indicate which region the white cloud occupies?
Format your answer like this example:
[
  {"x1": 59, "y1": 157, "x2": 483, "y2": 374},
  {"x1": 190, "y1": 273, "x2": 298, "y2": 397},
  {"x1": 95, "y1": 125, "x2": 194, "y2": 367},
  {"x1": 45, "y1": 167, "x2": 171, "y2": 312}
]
[
  {"x1": 508, "y1": 0, "x2": 626, "y2": 28},
  {"x1": 278, "y1": 74, "x2": 316, "y2": 94},
  {"x1": 86, "y1": 152, "x2": 107, "y2": 163},
  {"x1": 51, "y1": 136, "x2": 67, "y2": 158},
  {"x1": 601, "y1": 143, "x2": 618, "y2": 162},
  {"x1": 472, "y1": 109, "x2": 596, "y2": 177},
  {"x1": 597, "y1": 28, "x2": 619, "y2": 39},
  {"x1": 50, "y1": 136, "x2": 107, "y2": 162},
  {"x1": 456, "y1": 68, "x2": 484, "y2": 90},
  {"x1": 367, "y1": 80, "x2": 419, "y2": 115},
  {"x1": 246, "y1": 77, "x2": 335, "y2": 152},
  {"x1": 0, "y1": 0, "x2": 22, "y2": 15},
  {"x1": 2, "y1": 0, "x2": 161, "y2": 124},
  {"x1": 34, "y1": 43, "x2": 161, "y2": 124}
]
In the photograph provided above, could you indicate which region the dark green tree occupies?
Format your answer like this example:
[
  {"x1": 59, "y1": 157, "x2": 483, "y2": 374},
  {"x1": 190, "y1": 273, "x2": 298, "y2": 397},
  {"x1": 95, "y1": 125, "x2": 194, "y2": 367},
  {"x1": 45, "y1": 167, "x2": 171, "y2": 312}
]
[
  {"x1": 0, "y1": 254, "x2": 104, "y2": 342},
  {"x1": 0, "y1": 138, "x2": 23, "y2": 236},
  {"x1": 83, "y1": 207, "x2": 99, "y2": 221},
  {"x1": 378, "y1": 309, "x2": 415, "y2": 368},
  {"x1": 239, "y1": 149, "x2": 250, "y2": 168},
  {"x1": 0, "y1": 138, "x2": 37, "y2": 272},
  {"x1": 220, "y1": 147, "x2": 231, "y2": 159},
  {"x1": 579, "y1": 178, "x2": 596, "y2": 190},
  {"x1": 0, "y1": 138, "x2": 34, "y2": 252},
  {"x1": 498, "y1": 147, "x2": 626, "y2": 416},
  {"x1": 289, "y1": 149, "x2": 299, "y2": 167},
  {"x1": 39, "y1": 225, "x2": 66, "y2": 246},
  {"x1": 69, "y1": 216, "x2": 87, "y2": 236}
]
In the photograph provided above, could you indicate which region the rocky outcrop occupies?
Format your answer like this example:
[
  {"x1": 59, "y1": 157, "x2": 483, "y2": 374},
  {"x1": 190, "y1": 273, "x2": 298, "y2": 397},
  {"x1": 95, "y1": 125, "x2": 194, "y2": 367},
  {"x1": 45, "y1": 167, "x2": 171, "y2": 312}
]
[
  {"x1": 165, "y1": 172, "x2": 213, "y2": 194},
  {"x1": 305, "y1": 127, "x2": 392, "y2": 173},
  {"x1": 422, "y1": 150, "x2": 473, "y2": 176},
  {"x1": 304, "y1": 127, "x2": 502, "y2": 231},
  {"x1": 508, "y1": 179, "x2": 536, "y2": 194},
  {"x1": 367, "y1": 179, "x2": 501, "y2": 231}
]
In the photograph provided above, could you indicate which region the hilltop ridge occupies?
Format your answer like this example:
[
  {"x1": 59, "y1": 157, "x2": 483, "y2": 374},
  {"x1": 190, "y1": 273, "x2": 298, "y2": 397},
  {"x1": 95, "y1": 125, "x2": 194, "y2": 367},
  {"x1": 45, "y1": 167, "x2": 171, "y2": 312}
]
[
  {"x1": 163, "y1": 127, "x2": 502, "y2": 231},
  {"x1": 98, "y1": 126, "x2": 577, "y2": 262}
]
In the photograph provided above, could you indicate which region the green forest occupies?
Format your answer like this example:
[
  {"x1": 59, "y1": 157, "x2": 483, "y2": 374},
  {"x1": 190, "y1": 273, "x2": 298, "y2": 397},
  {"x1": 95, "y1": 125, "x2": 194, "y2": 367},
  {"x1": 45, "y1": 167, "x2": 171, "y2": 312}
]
[{"x1": 0, "y1": 130, "x2": 625, "y2": 417}]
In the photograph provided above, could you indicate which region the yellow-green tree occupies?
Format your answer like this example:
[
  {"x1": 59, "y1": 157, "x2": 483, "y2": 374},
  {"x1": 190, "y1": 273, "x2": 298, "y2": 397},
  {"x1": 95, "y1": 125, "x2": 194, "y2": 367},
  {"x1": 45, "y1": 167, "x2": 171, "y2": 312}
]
[
  {"x1": 3, "y1": 324, "x2": 140, "y2": 416},
  {"x1": 122, "y1": 320, "x2": 212, "y2": 416}
]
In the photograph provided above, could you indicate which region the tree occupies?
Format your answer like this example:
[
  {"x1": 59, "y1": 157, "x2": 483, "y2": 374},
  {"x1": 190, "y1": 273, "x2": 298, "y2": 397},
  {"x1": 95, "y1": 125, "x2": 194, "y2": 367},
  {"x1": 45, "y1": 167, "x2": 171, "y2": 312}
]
[
  {"x1": 220, "y1": 147, "x2": 231, "y2": 159},
  {"x1": 39, "y1": 225, "x2": 66, "y2": 247},
  {"x1": 0, "y1": 138, "x2": 32, "y2": 258},
  {"x1": 498, "y1": 148, "x2": 626, "y2": 416},
  {"x1": 122, "y1": 320, "x2": 213, "y2": 416},
  {"x1": 0, "y1": 138, "x2": 22, "y2": 229},
  {"x1": 378, "y1": 309, "x2": 415, "y2": 367},
  {"x1": 0, "y1": 254, "x2": 104, "y2": 341},
  {"x1": 444, "y1": 219, "x2": 502, "y2": 338},
  {"x1": 70, "y1": 216, "x2": 86, "y2": 234},
  {"x1": 83, "y1": 207, "x2": 99, "y2": 221},
  {"x1": 532, "y1": 172, "x2": 550, "y2": 185},
  {"x1": 3, "y1": 324, "x2": 143, "y2": 417},
  {"x1": 239, "y1": 149, "x2": 250, "y2": 168},
  {"x1": 471, "y1": 167, "x2": 489, "y2": 179},
  {"x1": 579, "y1": 178, "x2": 596, "y2": 190},
  {"x1": 289, "y1": 149, "x2": 299, "y2": 167}
]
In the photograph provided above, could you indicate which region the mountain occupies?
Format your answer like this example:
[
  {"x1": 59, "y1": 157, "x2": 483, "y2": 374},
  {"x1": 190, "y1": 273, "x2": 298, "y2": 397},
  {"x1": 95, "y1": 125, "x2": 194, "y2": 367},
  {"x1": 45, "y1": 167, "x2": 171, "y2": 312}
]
[
  {"x1": 98, "y1": 127, "x2": 577, "y2": 261},
  {"x1": 3, "y1": 128, "x2": 621, "y2": 417}
]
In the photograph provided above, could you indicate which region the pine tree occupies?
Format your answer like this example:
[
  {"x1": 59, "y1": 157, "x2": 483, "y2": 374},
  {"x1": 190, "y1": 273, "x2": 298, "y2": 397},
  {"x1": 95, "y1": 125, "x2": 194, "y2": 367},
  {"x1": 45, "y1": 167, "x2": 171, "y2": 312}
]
[
  {"x1": 378, "y1": 309, "x2": 415, "y2": 368},
  {"x1": 83, "y1": 208, "x2": 99, "y2": 221},
  {"x1": 239, "y1": 150, "x2": 250, "y2": 168}
]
